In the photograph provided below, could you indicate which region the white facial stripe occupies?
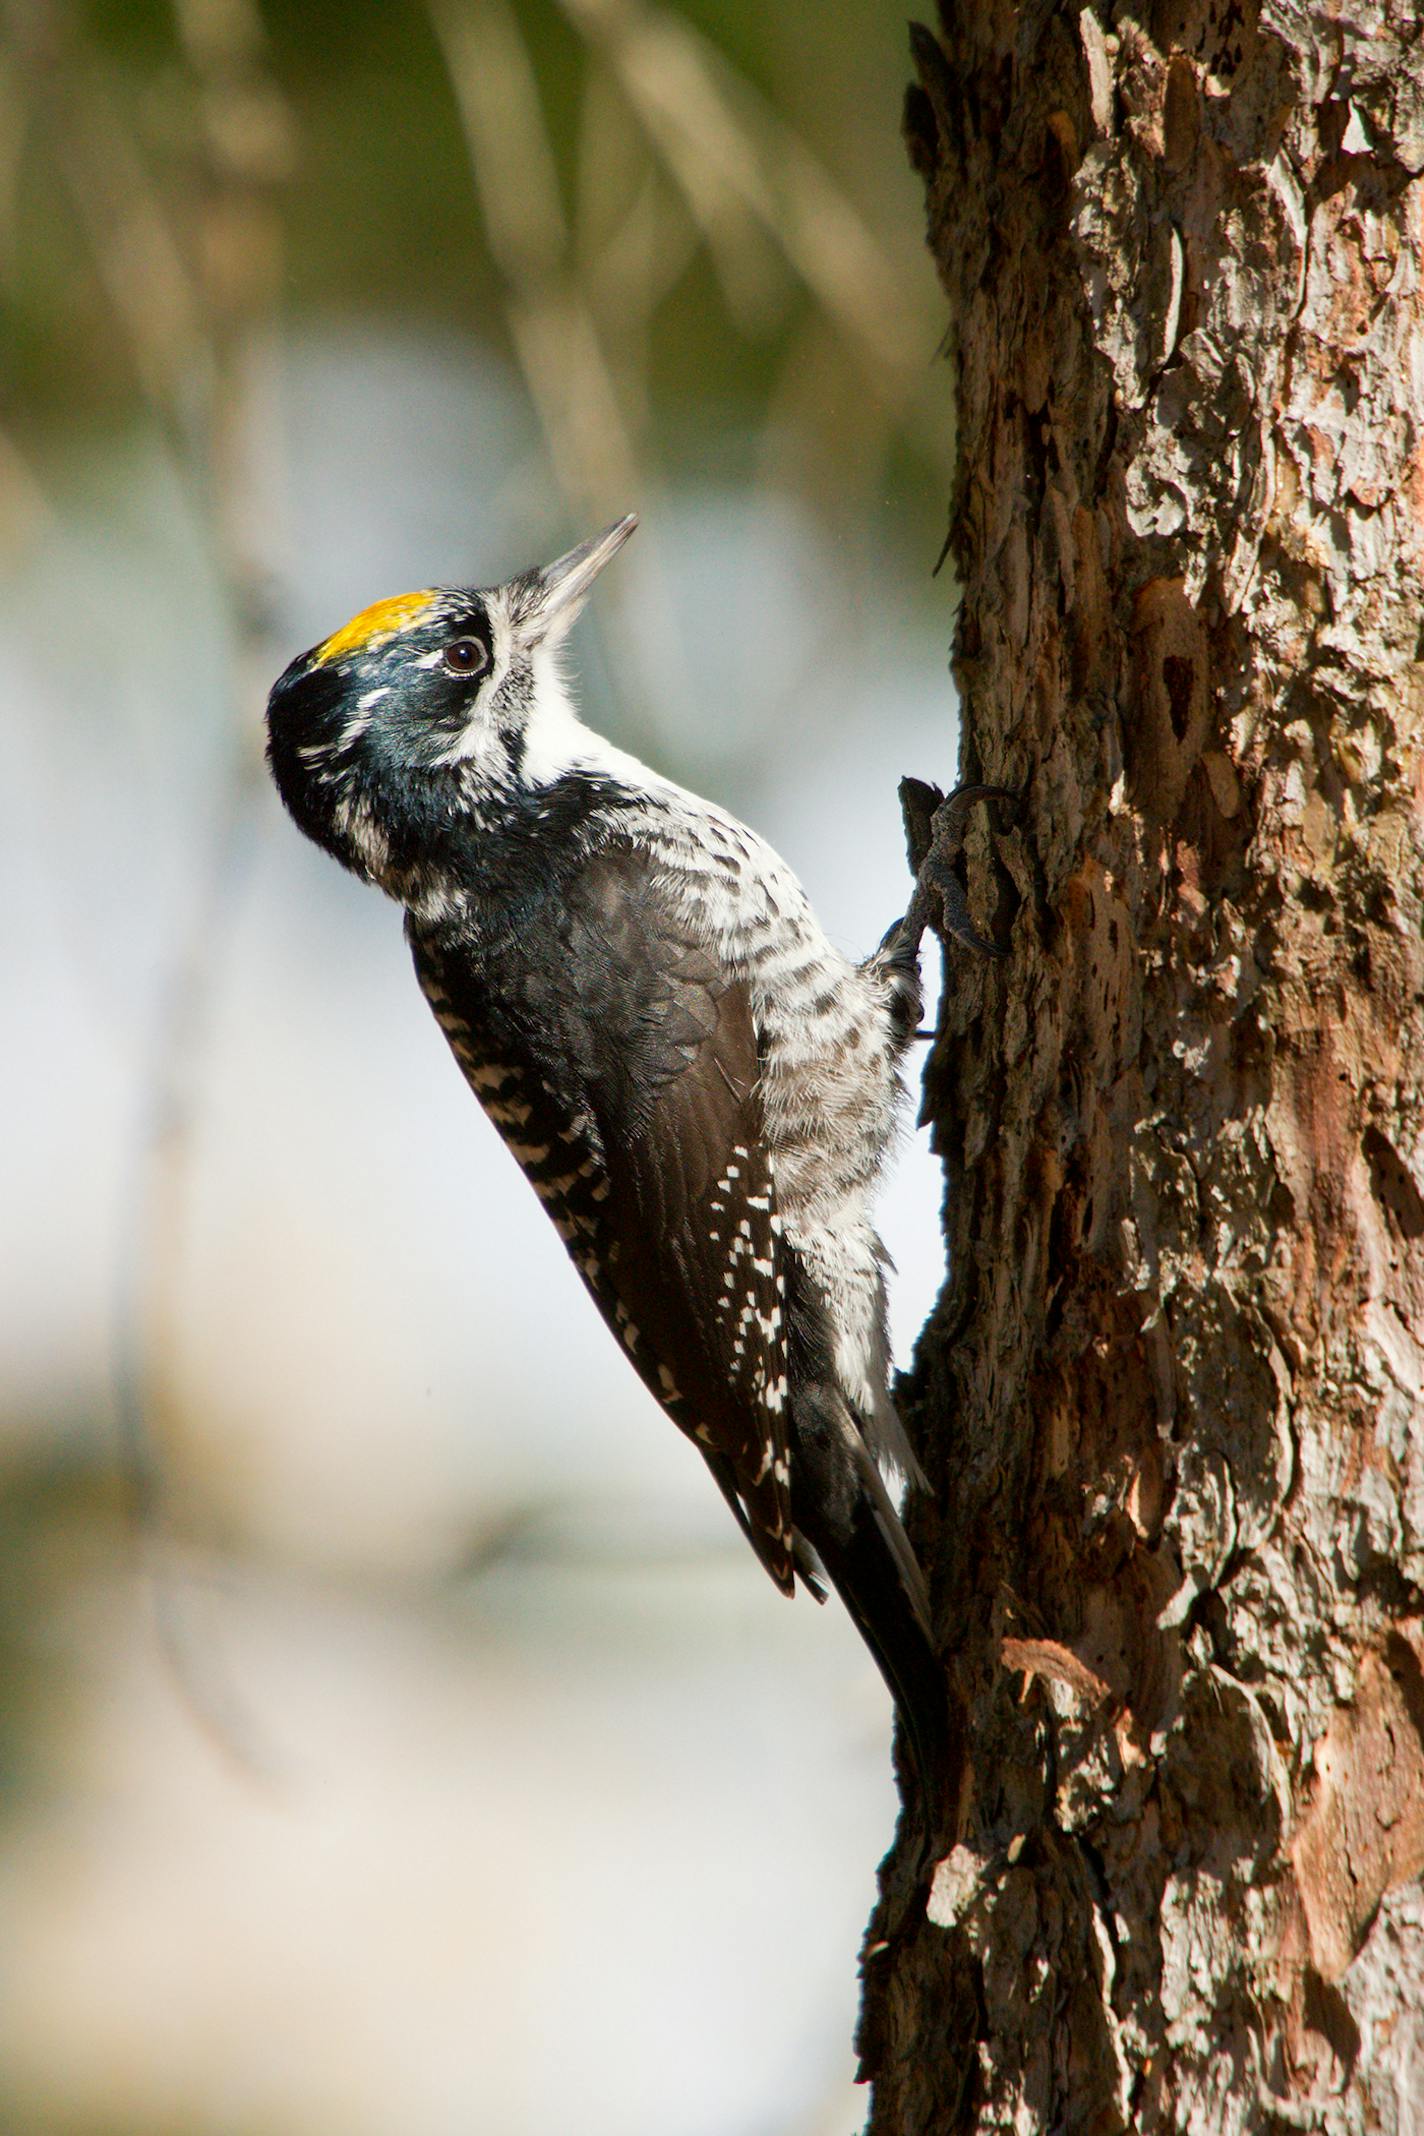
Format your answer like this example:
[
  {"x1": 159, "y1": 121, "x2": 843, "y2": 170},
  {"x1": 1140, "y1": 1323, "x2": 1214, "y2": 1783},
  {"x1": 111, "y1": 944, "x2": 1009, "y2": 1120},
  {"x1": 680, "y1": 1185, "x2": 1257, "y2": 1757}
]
[
  {"x1": 517, "y1": 647, "x2": 592, "y2": 788},
  {"x1": 334, "y1": 682, "x2": 396, "y2": 753},
  {"x1": 430, "y1": 595, "x2": 515, "y2": 769},
  {"x1": 487, "y1": 598, "x2": 514, "y2": 699},
  {"x1": 338, "y1": 707, "x2": 377, "y2": 749},
  {"x1": 333, "y1": 791, "x2": 390, "y2": 874}
]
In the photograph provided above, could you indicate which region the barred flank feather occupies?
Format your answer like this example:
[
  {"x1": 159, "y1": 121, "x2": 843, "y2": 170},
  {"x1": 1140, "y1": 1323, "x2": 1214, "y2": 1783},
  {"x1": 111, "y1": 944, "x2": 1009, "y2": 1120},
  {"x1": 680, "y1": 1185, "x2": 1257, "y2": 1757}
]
[{"x1": 266, "y1": 523, "x2": 950, "y2": 1822}]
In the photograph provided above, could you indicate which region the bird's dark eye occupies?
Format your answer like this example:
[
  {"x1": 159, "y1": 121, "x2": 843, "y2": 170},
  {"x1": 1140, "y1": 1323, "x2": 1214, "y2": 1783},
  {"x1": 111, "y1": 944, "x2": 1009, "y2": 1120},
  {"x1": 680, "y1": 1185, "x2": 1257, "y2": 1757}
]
[{"x1": 443, "y1": 637, "x2": 489, "y2": 678}]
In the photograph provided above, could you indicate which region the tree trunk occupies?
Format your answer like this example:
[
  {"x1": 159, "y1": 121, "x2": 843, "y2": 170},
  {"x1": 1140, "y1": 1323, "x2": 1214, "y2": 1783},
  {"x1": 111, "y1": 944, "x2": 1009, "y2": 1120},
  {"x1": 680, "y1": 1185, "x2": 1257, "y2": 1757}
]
[{"x1": 859, "y1": 4, "x2": 1424, "y2": 2129}]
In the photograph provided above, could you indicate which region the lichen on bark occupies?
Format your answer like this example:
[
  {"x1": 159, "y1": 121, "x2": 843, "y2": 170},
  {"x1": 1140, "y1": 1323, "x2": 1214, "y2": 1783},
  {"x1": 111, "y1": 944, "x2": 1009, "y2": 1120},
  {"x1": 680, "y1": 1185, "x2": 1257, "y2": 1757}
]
[{"x1": 862, "y1": 4, "x2": 1424, "y2": 2130}]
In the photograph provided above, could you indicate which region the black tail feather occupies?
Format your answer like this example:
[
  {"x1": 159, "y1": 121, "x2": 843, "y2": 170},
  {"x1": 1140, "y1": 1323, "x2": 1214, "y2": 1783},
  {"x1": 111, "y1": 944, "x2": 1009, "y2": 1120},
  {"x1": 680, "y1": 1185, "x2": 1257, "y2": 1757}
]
[
  {"x1": 791, "y1": 1385, "x2": 957, "y2": 1844},
  {"x1": 817, "y1": 1490, "x2": 956, "y2": 1839}
]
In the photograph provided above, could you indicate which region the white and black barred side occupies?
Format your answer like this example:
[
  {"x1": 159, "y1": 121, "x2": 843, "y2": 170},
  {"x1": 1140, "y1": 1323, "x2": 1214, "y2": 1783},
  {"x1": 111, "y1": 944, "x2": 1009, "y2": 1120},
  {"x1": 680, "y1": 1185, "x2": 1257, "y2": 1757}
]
[{"x1": 265, "y1": 518, "x2": 954, "y2": 1815}]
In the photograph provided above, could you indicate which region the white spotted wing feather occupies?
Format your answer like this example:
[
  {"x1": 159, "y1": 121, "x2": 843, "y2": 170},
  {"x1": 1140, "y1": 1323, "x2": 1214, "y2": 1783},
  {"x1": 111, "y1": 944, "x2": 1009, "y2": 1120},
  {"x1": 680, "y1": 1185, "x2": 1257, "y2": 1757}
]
[{"x1": 411, "y1": 843, "x2": 796, "y2": 1591}]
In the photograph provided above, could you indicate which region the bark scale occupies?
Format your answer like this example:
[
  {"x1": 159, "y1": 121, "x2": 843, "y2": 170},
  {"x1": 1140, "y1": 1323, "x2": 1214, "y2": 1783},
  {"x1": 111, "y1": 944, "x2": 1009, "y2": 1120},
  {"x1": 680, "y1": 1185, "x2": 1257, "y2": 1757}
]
[{"x1": 860, "y1": 5, "x2": 1424, "y2": 2130}]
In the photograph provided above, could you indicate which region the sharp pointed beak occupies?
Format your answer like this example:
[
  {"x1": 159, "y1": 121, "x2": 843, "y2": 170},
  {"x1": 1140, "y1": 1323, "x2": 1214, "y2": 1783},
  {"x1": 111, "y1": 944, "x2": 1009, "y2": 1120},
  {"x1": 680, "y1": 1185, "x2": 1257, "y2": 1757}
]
[{"x1": 518, "y1": 513, "x2": 638, "y2": 647}]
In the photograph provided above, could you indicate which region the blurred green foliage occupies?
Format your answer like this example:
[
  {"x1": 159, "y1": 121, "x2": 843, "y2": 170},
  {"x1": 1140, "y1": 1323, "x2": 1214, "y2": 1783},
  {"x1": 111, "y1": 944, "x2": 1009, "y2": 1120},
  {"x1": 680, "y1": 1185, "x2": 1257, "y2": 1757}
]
[
  {"x1": 9, "y1": 0, "x2": 950, "y2": 557},
  {"x1": 1, "y1": 9, "x2": 952, "y2": 2126}
]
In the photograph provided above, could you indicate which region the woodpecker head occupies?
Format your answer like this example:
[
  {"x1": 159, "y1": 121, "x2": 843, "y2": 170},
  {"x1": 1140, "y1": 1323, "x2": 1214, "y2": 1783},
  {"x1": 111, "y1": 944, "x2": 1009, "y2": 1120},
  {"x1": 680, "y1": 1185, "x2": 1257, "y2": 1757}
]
[{"x1": 266, "y1": 514, "x2": 637, "y2": 888}]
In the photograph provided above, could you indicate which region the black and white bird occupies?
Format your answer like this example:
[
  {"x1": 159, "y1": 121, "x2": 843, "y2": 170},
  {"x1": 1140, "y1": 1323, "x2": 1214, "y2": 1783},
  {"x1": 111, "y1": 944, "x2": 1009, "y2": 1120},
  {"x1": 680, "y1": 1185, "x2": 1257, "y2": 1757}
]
[{"x1": 266, "y1": 515, "x2": 1000, "y2": 1819}]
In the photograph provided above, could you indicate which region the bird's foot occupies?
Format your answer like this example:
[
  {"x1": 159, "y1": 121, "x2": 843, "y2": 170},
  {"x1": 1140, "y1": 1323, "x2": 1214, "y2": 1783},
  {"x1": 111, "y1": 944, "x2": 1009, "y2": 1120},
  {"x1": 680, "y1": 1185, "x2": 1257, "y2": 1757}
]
[{"x1": 895, "y1": 776, "x2": 1019, "y2": 958}]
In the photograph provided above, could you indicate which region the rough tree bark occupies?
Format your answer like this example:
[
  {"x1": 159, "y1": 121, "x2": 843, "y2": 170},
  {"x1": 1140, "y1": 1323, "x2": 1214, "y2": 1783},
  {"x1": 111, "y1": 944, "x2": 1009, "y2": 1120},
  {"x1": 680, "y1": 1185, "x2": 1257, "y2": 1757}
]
[{"x1": 859, "y1": 4, "x2": 1424, "y2": 2129}]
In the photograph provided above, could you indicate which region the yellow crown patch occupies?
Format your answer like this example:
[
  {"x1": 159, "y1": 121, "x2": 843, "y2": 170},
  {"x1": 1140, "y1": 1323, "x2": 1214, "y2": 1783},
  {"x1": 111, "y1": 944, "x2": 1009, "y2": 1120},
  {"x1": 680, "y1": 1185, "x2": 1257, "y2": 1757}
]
[{"x1": 313, "y1": 590, "x2": 438, "y2": 667}]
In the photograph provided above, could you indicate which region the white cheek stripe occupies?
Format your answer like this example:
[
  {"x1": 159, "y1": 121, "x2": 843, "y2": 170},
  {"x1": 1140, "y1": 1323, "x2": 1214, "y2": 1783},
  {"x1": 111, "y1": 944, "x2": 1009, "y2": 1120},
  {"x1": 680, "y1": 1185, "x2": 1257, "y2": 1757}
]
[
  {"x1": 338, "y1": 707, "x2": 378, "y2": 750},
  {"x1": 516, "y1": 649, "x2": 593, "y2": 788},
  {"x1": 433, "y1": 599, "x2": 517, "y2": 768}
]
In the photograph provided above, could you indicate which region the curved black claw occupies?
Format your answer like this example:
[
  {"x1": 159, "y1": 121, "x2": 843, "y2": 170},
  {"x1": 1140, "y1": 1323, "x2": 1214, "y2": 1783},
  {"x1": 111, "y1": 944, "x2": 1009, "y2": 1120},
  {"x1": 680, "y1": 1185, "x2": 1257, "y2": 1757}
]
[{"x1": 896, "y1": 778, "x2": 1019, "y2": 958}]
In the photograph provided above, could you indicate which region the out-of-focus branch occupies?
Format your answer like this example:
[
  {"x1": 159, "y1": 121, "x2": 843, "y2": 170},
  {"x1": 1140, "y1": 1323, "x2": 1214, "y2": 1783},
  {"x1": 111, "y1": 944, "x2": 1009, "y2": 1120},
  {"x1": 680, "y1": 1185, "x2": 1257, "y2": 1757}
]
[
  {"x1": 429, "y1": 0, "x2": 692, "y2": 745},
  {"x1": 11, "y1": 3, "x2": 209, "y2": 469},
  {"x1": 0, "y1": 420, "x2": 53, "y2": 556},
  {"x1": 429, "y1": 0, "x2": 945, "y2": 765},
  {"x1": 559, "y1": 0, "x2": 920, "y2": 385},
  {"x1": 430, "y1": 0, "x2": 633, "y2": 505},
  {"x1": 115, "y1": 0, "x2": 293, "y2": 1767},
  {"x1": 9, "y1": 0, "x2": 294, "y2": 1766}
]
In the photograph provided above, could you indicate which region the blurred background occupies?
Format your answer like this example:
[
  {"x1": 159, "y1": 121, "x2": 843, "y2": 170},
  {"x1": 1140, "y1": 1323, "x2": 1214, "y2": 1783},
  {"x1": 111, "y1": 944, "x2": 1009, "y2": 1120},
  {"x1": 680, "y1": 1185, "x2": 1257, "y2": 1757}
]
[{"x1": 2, "y1": 1, "x2": 960, "y2": 2129}]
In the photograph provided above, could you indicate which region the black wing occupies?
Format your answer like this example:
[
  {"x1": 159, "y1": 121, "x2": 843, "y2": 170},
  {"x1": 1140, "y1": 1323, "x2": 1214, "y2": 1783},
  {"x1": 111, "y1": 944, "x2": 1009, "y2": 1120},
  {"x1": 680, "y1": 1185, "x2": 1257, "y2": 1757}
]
[{"x1": 410, "y1": 843, "x2": 795, "y2": 1592}]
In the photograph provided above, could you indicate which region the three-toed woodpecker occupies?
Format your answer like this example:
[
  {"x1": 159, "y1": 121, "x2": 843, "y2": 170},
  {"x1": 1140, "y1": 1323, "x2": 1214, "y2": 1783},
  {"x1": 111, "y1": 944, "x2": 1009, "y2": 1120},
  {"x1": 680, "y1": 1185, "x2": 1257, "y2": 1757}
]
[{"x1": 267, "y1": 515, "x2": 982, "y2": 1816}]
